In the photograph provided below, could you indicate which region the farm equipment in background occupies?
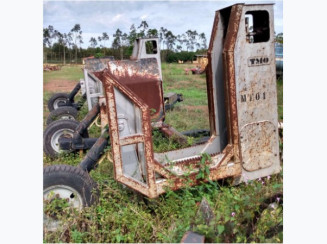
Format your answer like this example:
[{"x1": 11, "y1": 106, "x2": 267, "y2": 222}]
[
  {"x1": 44, "y1": 3, "x2": 281, "y2": 231},
  {"x1": 44, "y1": 38, "x2": 184, "y2": 158},
  {"x1": 191, "y1": 55, "x2": 208, "y2": 74},
  {"x1": 45, "y1": 41, "x2": 183, "y2": 126}
]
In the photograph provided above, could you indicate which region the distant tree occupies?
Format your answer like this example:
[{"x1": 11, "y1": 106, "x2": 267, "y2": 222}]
[
  {"x1": 176, "y1": 34, "x2": 184, "y2": 51},
  {"x1": 113, "y1": 28, "x2": 124, "y2": 59},
  {"x1": 199, "y1": 32, "x2": 207, "y2": 49},
  {"x1": 185, "y1": 30, "x2": 198, "y2": 51},
  {"x1": 89, "y1": 37, "x2": 97, "y2": 48},
  {"x1": 147, "y1": 28, "x2": 158, "y2": 38},
  {"x1": 43, "y1": 25, "x2": 56, "y2": 62},
  {"x1": 121, "y1": 33, "x2": 129, "y2": 46},
  {"x1": 159, "y1": 27, "x2": 168, "y2": 50},
  {"x1": 102, "y1": 32, "x2": 109, "y2": 46},
  {"x1": 165, "y1": 30, "x2": 176, "y2": 50},
  {"x1": 176, "y1": 45, "x2": 182, "y2": 52},
  {"x1": 62, "y1": 32, "x2": 72, "y2": 64},
  {"x1": 101, "y1": 32, "x2": 109, "y2": 54},
  {"x1": 55, "y1": 31, "x2": 64, "y2": 62},
  {"x1": 137, "y1": 20, "x2": 149, "y2": 38},
  {"x1": 71, "y1": 24, "x2": 83, "y2": 62},
  {"x1": 97, "y1": 36, "x2": 102, "y2": 47},
  {"x1": 128, "y1": 24, "x2": 137, "y2": 45}
]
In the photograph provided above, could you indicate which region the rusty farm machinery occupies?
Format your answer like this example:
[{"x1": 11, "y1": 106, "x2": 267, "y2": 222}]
[{"x1": 44, "y1": 3, "x2": 281, "y2": 231}]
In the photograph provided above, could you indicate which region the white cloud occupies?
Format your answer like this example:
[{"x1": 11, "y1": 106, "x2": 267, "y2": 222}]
[
  {"x1": 140, "y1": 14, "x2": 147, "y2": 20},
  {"x1": 113, "y1": 14, "x2": 123, "y2": 22}
]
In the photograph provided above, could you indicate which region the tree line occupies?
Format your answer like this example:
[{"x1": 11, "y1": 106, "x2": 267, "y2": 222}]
[{"x1": 43, "y1": 20, "x2": 208, "y2": 64}]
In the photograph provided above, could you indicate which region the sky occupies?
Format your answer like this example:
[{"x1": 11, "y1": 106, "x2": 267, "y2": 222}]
[{"x1": 43, "y1": 0, "x2": 283, "y2": 48}]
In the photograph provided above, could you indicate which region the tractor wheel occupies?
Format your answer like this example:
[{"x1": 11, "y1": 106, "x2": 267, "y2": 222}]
[
  {"x1": 43, "y1": 120, "x2": 88, "y2": 158},
  {"x1": 48, "y1": 93, "x2": 70, "y2": 112},
  {"x1": 46, "y1": 106, "x2": 78, "y2": 125},
  {"x1": 43, "y1": 164, "x2": 98, "y2": 231}
]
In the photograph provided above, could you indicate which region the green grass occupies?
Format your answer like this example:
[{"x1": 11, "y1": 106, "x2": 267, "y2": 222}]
[
  {"x1": 43, "y1": 63, "x2": 283, "y2": 243},
  {"x1": 44, "y1": 156, "x2": 282, "y2": 243},
  {"x1": 43, "y1": 65, "x2": 84, "y2": 83}
]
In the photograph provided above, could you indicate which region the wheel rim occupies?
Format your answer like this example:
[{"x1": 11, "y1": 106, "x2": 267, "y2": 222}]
[
  {"x1": 53, "y1": 98, "x2": 67, "y2": 110},
  {"x1": 59, "y1": 114, "x2": 75, "y2": 121},
  {"x1": 43, "y1": 185, "x2": 83, "y2": 231},
  {"x1": 50, "y1": 128, "x2": 74, "y2": 153}
]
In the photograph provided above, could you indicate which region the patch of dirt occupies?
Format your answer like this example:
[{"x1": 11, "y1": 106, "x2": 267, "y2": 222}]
[
  {"x1": 184, "y1": 105, "x2": 209, "y2": 112},
  {"x1": 44, "y1": 79, "x2": 78, "y2": 93}
]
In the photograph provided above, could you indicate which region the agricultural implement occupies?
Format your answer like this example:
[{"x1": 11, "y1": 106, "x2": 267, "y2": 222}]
[
  {"x1": 45, "y1": 39, "x2": 182, "y2": 125},
  {"x1": 45, "y1": 56, "x2": 114, "y2": 125},
  {"x1": 44, "y1": 38, "x2": 183, "y2": 157},
  {"x1": 44, "y1": 3, "x2": 281, "y2": 230}
]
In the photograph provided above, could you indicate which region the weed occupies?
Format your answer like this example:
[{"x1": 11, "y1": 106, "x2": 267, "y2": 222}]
[{"x1": 43, "y1": 63, "x2": 283, "y2": 243}]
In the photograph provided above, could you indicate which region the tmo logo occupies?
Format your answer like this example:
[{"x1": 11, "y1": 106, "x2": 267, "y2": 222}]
[{"x1": 247, "y1": 56, "x2": 270, "y2": 67}]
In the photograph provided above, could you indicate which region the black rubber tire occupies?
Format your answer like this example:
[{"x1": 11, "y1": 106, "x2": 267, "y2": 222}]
[
  {"x1": 46, "y1": 106, "x2": 78, "y2": 125},
  {"x1": 48, "y1": 93, "x2": 70, "y2": 112},
  {"x1": 43, "y1": 120, "x2": 89, "y2": 158},
  {"x1": 43, "y1": 164, "x2": 98, "y2": 207}
]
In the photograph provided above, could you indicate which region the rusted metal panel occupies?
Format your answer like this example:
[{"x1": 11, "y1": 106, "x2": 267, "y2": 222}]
[
  {"x1": 119, "y1": 134, "x2": 144, "y2": 146},
  {"x1": 106, "y1": 58, "x2": 165, "y2": 122},
  {"x1": 83, "y1": 57, "x2": 114, "y2": 72},
  {"x1": 222, "y1": 4, "x2": 244, "y2": 163},
  {"x1": 98, "y1": 96, "x2": 108, "y2": 129},
  {"x1": 240, "y1": 121, "x2": 278, "y2": 171},
  {"x1": 155, "y1": 145, "x2": 239, "y2": 195},
  {"x1": 232, "y1": 4, "x2": 280, "y2": 180},
  {"x1": 100, "y1": 69, "x2": 158, "y2": 197},
  {"x1": 131, "y1": 38, "x2": 162, "y2": 80}
]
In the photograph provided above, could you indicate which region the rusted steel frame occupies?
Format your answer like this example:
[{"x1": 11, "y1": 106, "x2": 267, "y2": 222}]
[
  {"x1": 102, "y1": 71, "x2": 157, "y2": 198},
  {"x1": 119, "y1": 134, "x2": 144, "y2": 146},
  {"x1": 156, "y1": 144, "x2": 235, "y2": 195},
  {"x1": 99, "y1": 96, "x2": 108, "y2": 130},
  {"x1": 103, "y1": 82, "x2": 120, "y2": 182},
  {"x1": 116, "y1": 174, "x2": 150, "y2": 196},
  {"x1": 103, "y1": 81, "x2": 150, "y2": 196},
  {"x1": 153, "y1": 159, "x2": 177, "y2": 179},
  {"x1": 222, "y1": 4, "x2": 243, "y2": 163},
  {"x1": 205, "y1": 11, "x2": 220, "y2": 135}
]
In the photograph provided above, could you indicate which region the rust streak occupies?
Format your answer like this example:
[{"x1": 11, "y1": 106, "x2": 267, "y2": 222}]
[{"x1": 119, "y1": 134, "x2": 144, "y2": 146}]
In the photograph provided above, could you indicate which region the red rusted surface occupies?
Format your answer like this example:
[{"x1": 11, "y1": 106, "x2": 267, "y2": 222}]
[
  {"x1": 155, "y1": 144, "x2": 240, "y2": 195},
  {"x1": 205, "y1": 11, "x2": 219, "y2": 135},
  {"x1": 108, "y1": 58, "x2": 164, "y2": 122},
  {"x1": 93, "y1": 8, "x2": 250, "y2": 197},
  {"x1": 99, "y1": 96, "x2": 108, "y2": 129},
  {"x1": 93, "y1": 58, "x2": 164, "y2": 123},
  {"x1": 222, "y1": 4, "x2": 243, "y2": 163},
  {"x1": 101, "y1": 69, "x2": 158, "y2": 197},
  {"x1": 119, "y1": 134, "x2": 144, "y2": 146}
]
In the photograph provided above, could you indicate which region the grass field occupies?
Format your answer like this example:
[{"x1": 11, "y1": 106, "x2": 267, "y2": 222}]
[
  {"x1": 43, "y1": 65, "x2": 84, "y2": 84},
  {"x1": 43, "y1": 63, "x2": 283, "y2": 243}
]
